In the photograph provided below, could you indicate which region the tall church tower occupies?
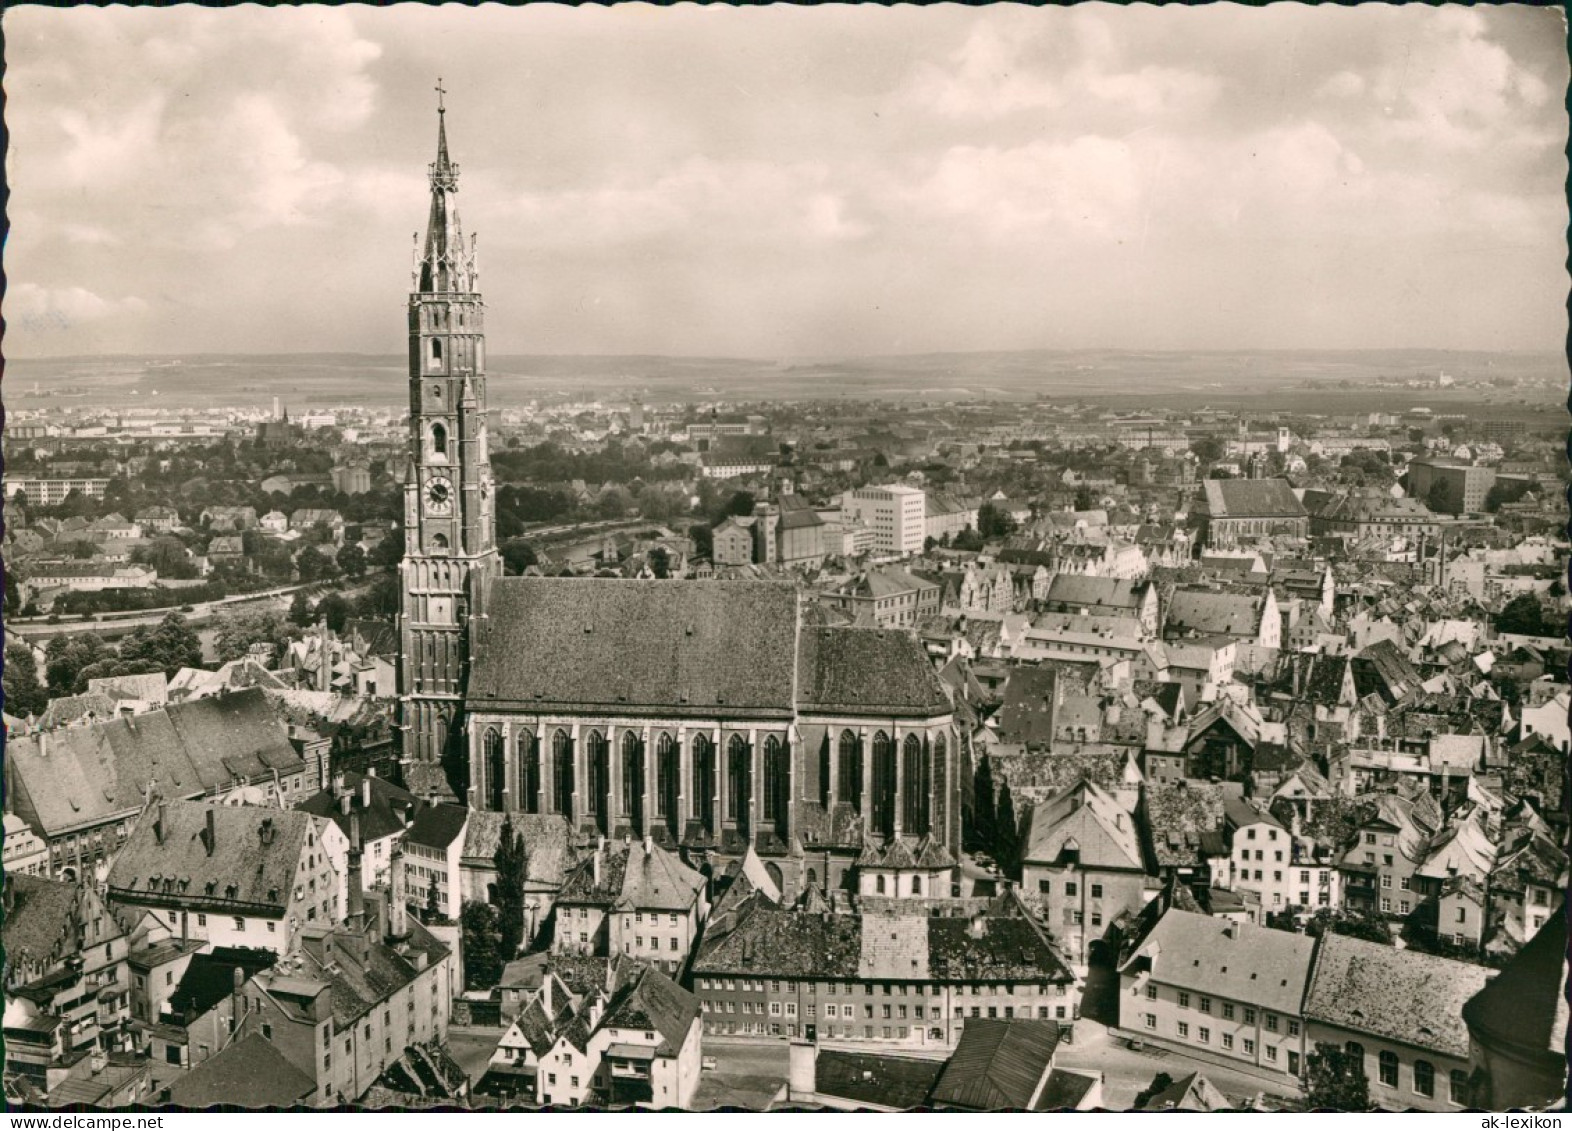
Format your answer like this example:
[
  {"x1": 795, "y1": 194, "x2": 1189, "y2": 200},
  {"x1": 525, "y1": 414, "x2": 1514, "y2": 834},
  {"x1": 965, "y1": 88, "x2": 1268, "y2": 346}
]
[{"x1": 398, "y1": 85, "x2": 501, "y2": 778}]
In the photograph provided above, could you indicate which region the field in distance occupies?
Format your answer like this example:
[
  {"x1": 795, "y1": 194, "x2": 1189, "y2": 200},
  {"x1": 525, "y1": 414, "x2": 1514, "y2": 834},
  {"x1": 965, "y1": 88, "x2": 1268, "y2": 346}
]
[{"x1": 5, "y1": 349, "x2": 1563, "y2": 415}]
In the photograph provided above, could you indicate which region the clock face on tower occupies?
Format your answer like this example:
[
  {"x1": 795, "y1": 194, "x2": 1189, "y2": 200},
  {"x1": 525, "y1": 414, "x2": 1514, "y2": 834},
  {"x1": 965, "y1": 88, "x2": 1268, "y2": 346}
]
[{"x1": 424, "y1": 475, "x2": 455, "y2": 516}]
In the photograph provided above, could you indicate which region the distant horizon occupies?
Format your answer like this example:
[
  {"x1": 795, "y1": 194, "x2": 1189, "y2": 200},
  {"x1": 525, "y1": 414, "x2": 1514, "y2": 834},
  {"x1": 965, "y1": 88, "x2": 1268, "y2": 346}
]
[{"x1": 8, "y1": 344, "x2": 1566, "y2": 365}]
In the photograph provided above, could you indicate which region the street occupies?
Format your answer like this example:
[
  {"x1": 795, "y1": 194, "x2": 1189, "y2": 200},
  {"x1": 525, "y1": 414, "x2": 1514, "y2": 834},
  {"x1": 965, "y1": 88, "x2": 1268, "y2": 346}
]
[{"x1": 1056, "y1": 1021, "x2": 1304, "y2": 1110}]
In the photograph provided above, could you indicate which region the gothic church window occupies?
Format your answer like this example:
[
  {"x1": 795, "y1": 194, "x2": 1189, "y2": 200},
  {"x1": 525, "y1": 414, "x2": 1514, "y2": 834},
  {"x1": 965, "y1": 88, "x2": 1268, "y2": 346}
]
[{"x1": 838, "y1": 731, "x2": 862, "y2": 811}]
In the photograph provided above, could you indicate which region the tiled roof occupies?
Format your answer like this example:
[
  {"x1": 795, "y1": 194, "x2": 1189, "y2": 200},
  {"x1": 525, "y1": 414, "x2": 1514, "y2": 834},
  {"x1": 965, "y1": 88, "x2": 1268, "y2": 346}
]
[
  {"x1": 1034, "y1": 1068, "x2": 1101, "y2": 1111},
  {"x1": 996, "y1": 667, "x2": 1059, "y2": 748},
  {"x1": 3, "y1": 875, "x2": 80, "y2": 970},
  {"x1": 461, "y1": 811, "x2": 574, "y2": 886},
  {"x1": 796, "y1": 628, "x2": 951, "y2": 717},
  {"x1": 295, "y1": 772, "x2": 416, "y2": 846},
  {"x1": 10, "y1": 688, "x2": 303, "y2": 838},
  {"x1": 1143, "y1": 782, "x2": 1226, "y2": 868},
  {"x1": 694, "y1": 907, "x2": 863, "y2": 978},
  {"x1": 931, "y1": 1019, "x2": 1061, "y2": 1110},
  {"x1": 557, "y1": 839, "x2": 704, "y2": 913},
  {"x1": 1022, "y1": 780, "x2": 1143, "y2": 872},
  {"x1": 471, "y1": 579, "x2": 799, "y2": 718},
  {"x1": 1201, "y1": 478, "x2": 1305, "y2": 518},
  {"x1": 1304, "y1": 933, "x2": 1492, "y2": 1060},
  {"x1": 599, "y1": 965, "x2": 699, "y2": 1050},
  {"x1": 1141, "y1": 1071, "x2": 1229, "y2": 1111},
  {"x1": 1124, "y1": 910, "x2": 1315, "y2": 1016},
  {"x1": 166, "y1": 1032, "x2": 315, "y2": 1108},
  {"x1": 814, "y1": 1050, "x2": 945, "y2": 1109},
  {"x1": 1164, "y1": 589, "x2": 1262, "y2": 639},
  {"x1": 106, "y1": 801, "x2": 317, "y2": 915},
  {"x1": 405, "y1": 803, "x2": 468, "y2": 851}
]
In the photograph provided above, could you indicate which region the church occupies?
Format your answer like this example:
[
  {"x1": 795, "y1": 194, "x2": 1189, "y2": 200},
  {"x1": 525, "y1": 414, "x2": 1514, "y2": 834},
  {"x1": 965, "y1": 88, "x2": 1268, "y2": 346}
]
[{"x1": 396, "y1": 96, "x2": 962, "y2": 897}]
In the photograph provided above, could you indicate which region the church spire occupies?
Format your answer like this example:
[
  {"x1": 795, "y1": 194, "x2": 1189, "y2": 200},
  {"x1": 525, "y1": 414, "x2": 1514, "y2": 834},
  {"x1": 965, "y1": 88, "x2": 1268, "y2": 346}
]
[{"x1": 419, "y1": 78, "x2": 471, "y2": 294}]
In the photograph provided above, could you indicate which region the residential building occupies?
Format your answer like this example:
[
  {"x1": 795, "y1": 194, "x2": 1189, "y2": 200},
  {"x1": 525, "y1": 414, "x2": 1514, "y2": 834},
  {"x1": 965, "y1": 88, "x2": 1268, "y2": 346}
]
[
  {"x1": 551, "y1": 836, "x2": 708, "y2": 976},
  {"x1": 398, "y1": 803, "x2": 469, "y2": 920},
  {"x1": 1020, "y1": 781, "x2": 1153, "y2": 968},
  {"x1": 821, "y1": 568, "x2": 941, "y2": 628},
  {"x1": 1303, "y1": 933, "x2": 1491, "y2": 1112},
  {"x1": 6, "y1": 688, "x2": 313, "y2": 880},
  {"x1": 1119, "y1": 910, "x2": 1314, "y2": 1082},
  {"x1": 105, "y1": 801, "x2": 349, "y2": 953},
  {"x1": 691, "y1": 898, "x2": 1079, "y2": 1050},
  {"x1": 1406, "y1": 460, "x2": 1496, "y2": 515}
]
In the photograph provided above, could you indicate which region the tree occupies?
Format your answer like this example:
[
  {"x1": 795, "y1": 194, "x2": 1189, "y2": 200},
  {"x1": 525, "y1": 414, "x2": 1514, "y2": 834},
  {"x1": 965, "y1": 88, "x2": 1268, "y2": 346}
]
[
  {"x1": 45, "y1": 633, "x2": 115, "y2": 697},
  {"x1": 1496, "y1": 593, "x2": 1555, "y2": 638},
  {"x1": 1304, "y1": 1042, "x2": 1372, "y2": 1111},
  {"x1": 314, "y1": 592, "x2": 352, "y2": 634},
  {"x1": 995, "y1": 782, "x2": 1019, "y2": 876},
  {"x1": 214, "y1": 607, "x2": 299, "y2": 664},
  {"x1": 132, "y1": 535, "x2": 199, "y2": 579},
  {"x1": 336, "y1": 542, "x2": 367, "y2": 579},
  {"x1": 649, "y1": 546, "x2": 672, "y2": 579},
  {"x1": 3, "y1": 641, "x2": 49, "y2": 717},
  {"x1": 295, "y1": 546, "x2": 340, "y2": 582},
  {"x1": 75, "y1": 655, "x2": 162, "y2": 688},
  {"x1": 976, "y1": 503, "x2": 1016, "y2": 540},
  {"x1": 500, "y1": 538, "x2": 539, "y2": 576},
  {"x1": 288, "y1": 589, "x2": 314, "y2": 628},
  {"x1": 1190, "y1": 436, "x2": 1227, "y2": 465},
  {"x1": 689, "y1": 523, "x2": 714, "y2": 561},
  {"x1": 971, "y1": 756, "x2": 997, "y2": 854},
  {"x1": 494, "y1": 817, "x2": 530, "y2": 962},
  {"x1": 354, "y1": 574, "x2": 400, "y2": 619},
  {"x1": 118, "y1": 613, "x2": 204, "y2": 677},
  {"x1": 952, "y1": 525, "x2": 984, "y2": 553},
  {"x1": 1132, "y1": 1073, "x2": 1175, "y2": 1111},
  {"x1": 460, "y1": 900, "x2": 504, "y2": 990},
  {"x1": 723, "y1": 491, "x2": 756, "y2": 520},
  {"x1": 1305, "y1": 908, "x2": 1392, "y2": 946}
]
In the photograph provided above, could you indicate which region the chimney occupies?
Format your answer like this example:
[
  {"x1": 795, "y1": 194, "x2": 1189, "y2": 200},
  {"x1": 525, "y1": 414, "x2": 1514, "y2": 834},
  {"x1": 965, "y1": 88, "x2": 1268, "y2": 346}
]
[
  {"x1": 361, "y1": 777, "x2": 371, "y2": 809},
  {"x1": 232, "y1": 965, "x2": 247, "y2": 1028},
  {"x1": 154, "y1": 801, "x2": 167, "y2": 846},
  {"x1": 340, "y1": 792, "x2": 352, "y2": 817},
  {"x1": 348, "y1": 813, "x2": 365, "y2": 925},
  {"x1": 389, "y1": 874, "x2": 409, "y2": 941},
  {"x1": 788, "y1": 1039, "x2": 818, "y2": 1101},
  {"x1": 181, "y1": 910, "x2": 189, "y2": 944},
  {"x1": 204, "y1": 807, "x2": 217, "y2": 857},
  {"x1": 592, "y1": 843, "x2": 603, "y2": 888}
]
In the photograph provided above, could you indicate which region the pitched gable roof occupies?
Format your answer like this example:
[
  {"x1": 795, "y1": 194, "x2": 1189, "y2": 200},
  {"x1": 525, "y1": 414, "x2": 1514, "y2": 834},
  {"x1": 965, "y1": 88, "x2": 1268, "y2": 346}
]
[
  {"x1": 106, "y1": 801, "x2": 316, "y2": 916},
  {"x1": 931, "y1": 1019, "x2": 1061, "y2": 1110},
  {"x1": 1305, "y1": 933, "x2": 1493, "y2": 1060},
  {"x1": 472, "y1": 579, "x2": 799, "y2": 718}
]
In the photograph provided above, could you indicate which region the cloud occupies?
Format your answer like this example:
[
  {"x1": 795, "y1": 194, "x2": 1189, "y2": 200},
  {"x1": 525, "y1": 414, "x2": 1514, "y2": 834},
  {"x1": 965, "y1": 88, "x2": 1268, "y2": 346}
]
[{"x1": 8, "y1": 284, "x2": 147, "y2": 330}]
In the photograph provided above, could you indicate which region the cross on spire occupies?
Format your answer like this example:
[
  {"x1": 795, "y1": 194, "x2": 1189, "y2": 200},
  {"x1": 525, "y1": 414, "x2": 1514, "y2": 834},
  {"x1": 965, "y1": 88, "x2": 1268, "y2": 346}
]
[{"x1": 435, "y1": 77, "x2": 447, "y2": 113}]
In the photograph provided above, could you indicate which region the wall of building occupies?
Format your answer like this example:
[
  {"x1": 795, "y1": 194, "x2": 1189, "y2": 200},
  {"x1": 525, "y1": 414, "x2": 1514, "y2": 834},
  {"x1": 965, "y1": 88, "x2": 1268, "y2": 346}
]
[
  {"x1": 1308, "y1": 1022, "x2": 1471, "y2": 1112},
  {"x1": 1121, "y1": 973, "x2": 1307, "y2": 1081}
]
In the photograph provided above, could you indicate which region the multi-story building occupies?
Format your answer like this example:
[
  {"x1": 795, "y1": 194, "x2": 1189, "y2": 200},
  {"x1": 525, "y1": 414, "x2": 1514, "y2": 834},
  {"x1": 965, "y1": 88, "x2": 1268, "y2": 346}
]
[
  {"x1": 691, "y1": 899, "x2": 1079, "y2": 1051},
  {"x1": 1020, "y1": 781, "x2": 1154, "y2": 969},
  {"x1": 6, "y1": 688, "x2": 313, "y2": 881},
  {"x1": 105, "y1": 801, "x2": 349, "y2": 954},
  {"x1": 1040, "y1": 575, "x2": 1160, "y2": 637},
  {"x1": 551, "y1": 836, "x2": 708, "y2": 976},
  {"x1": 1303, "y1": 933, "x2": 1491, "y2": 1112},
  {"x1": 1406, "y1": 459, "x2": 1496, "y2": 515},
  {"x1": 397, "y1": 803, "x2": 469, "y2": 920},
  {"x1": 3, "y1": 876, "x2": 130, "y2": 1069},
  {"x1": 821, "y1": 568, "x2": 941, "y2": 629},
  {"x1": 240, "y1": 899, "x2": 456, "y2": 1107},
  {"x1": 1118, "y1": 910, "x2": 1314, "y2": 1082},
  {"x1": 841, "y1": 484, "x2": 926, "y2": 556},
  {"x1": 1337, "y1": 792, "x2": 1442, "y2": 920},
  {"x1": 3, "y1": 476, "x2": 112, "y2": 505}
]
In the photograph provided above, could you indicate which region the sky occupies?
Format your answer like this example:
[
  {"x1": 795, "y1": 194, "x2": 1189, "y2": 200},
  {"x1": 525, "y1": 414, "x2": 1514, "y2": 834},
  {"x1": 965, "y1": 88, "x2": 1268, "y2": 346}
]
[{"x1": 6, "y1": 3, "x2": 1568, "y2": 359}]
